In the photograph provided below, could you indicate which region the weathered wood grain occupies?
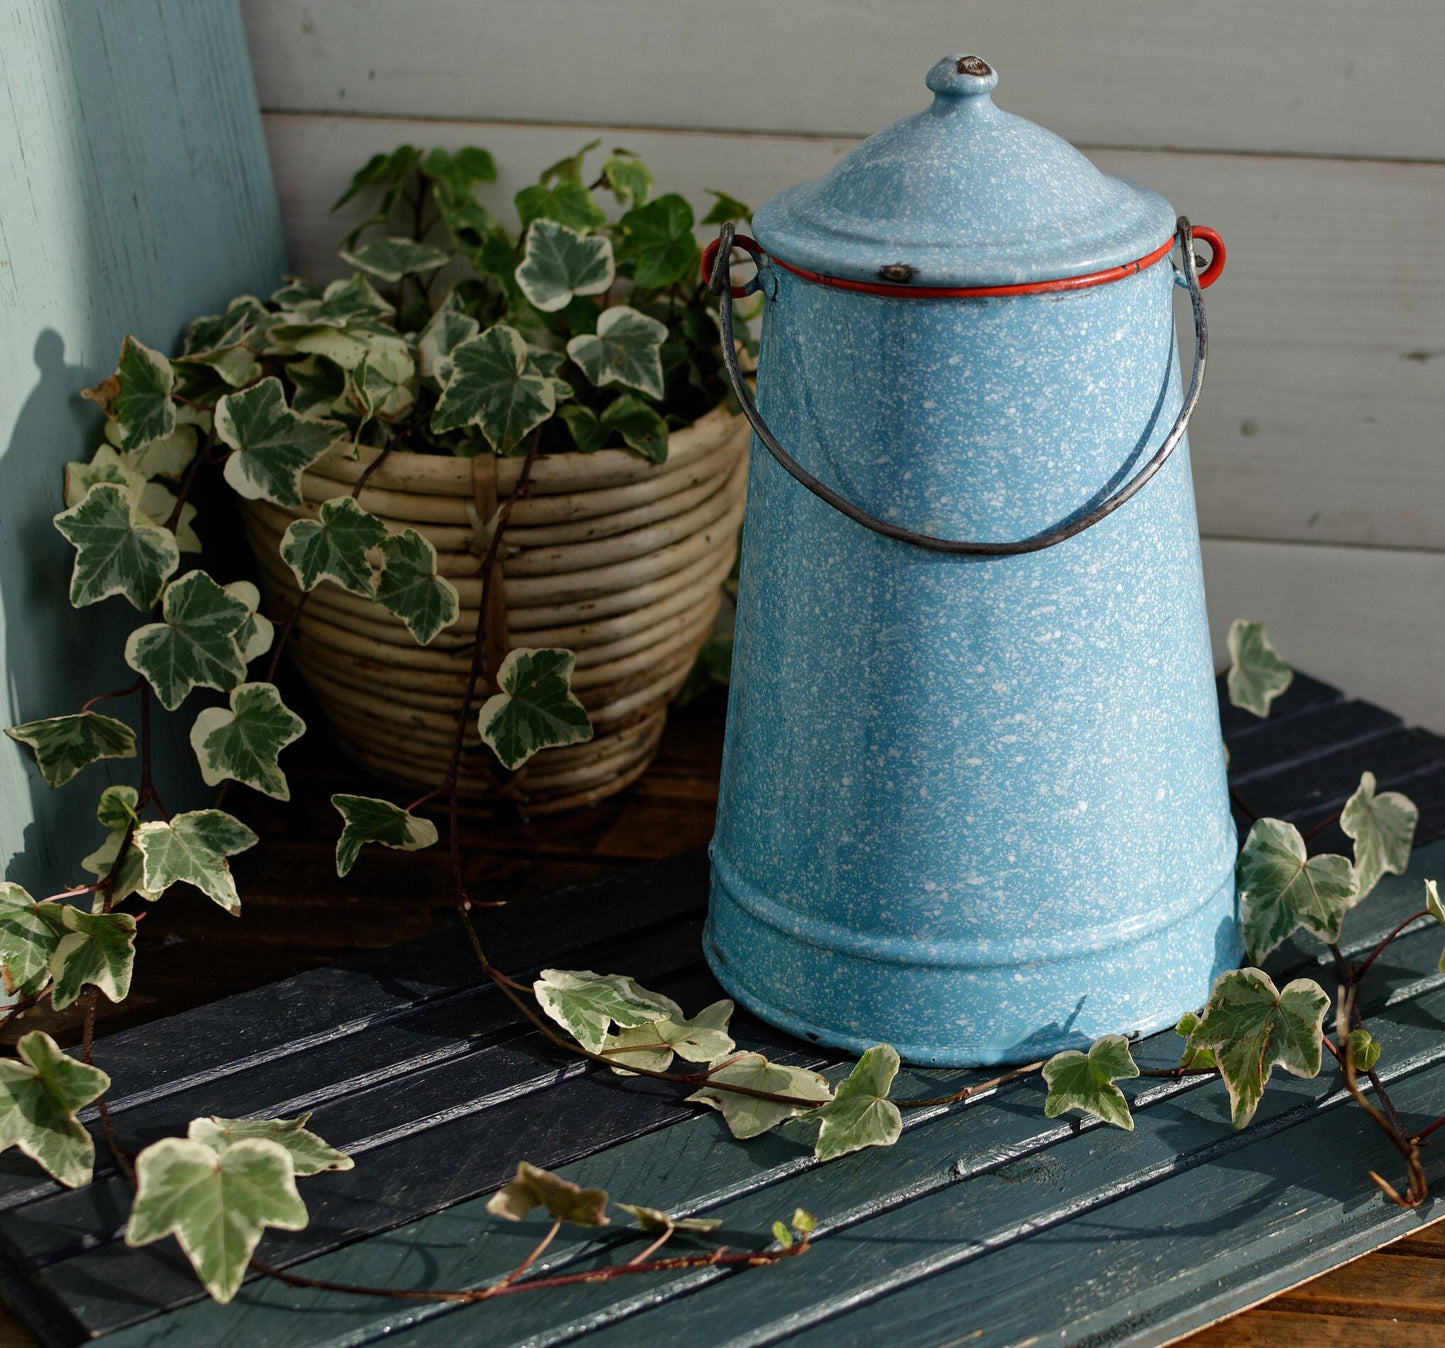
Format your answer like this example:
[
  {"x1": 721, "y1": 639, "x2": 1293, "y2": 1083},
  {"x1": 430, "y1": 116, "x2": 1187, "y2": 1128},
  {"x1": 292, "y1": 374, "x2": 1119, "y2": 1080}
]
[{"x1": 238, "y1": 0, "x2": 1445, "y2": 161}]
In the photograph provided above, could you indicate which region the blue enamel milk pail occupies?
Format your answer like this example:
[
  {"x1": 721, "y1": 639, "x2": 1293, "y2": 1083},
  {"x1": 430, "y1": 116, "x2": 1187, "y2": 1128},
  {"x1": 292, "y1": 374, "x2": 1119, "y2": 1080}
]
[{"x1": 702, "y1": 55, "x2": 1240, "y2": 1066}]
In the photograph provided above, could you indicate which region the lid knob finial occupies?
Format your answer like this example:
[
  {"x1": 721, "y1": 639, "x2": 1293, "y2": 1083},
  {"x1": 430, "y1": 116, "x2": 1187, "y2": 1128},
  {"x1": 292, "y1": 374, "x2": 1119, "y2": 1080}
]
[{"x1": 926, "y1": 54, "x2": 998, "y2": 101}]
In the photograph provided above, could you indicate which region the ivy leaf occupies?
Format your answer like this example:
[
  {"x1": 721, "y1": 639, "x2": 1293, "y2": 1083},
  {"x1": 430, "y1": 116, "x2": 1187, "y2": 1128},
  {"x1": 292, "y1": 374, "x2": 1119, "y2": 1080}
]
[
  {"x1": 124, "y1": 570, "x2": 251, "y2": 711},
  {"x1": 125, "y1": 1136, "x2": 308, "y2": 1304},
  {"x1": 177, "y1": 344, "x2": 263, "y2": 390},
  {"x1": 224, "y1": 580, "x2": 275, "y2": 665},
  {"x1": 374, "y1": 530, "x2": 460, "y2": 644},
  {"x1": 339, "y1": 236, "x2": 450, "y2": 282},
  {"x1": 0, "y1": 1032, "x2": 110, "y2": 1188},
  {"x1": 280, "y1": 496, "x2": 388, "y2": 596},
  {"x1": 134, "y1": 809, "x2": 259, "y2": 914},
  {"x1": 602, "y1": 153, "x2": 653, "y2": 207},
  {"x1": 6, "y1": 711, "x2": 136, "y2": 789},
  {"x1": 1174, "y1": 1011, "x2": 1217, "y2": 1069},
  {"x1": 1042, "y1": 1034, "x2": 1141, "y2": 1132},
  {"x1": 106, "y1": 420, "x2": 199, "y2": 482},
  {"x1": 813, "y1": 1045, "x2": 904, "y2": 1161},
  {"x1": 189, "y1": 683, "x2": 305, "y2": 800},
  {"x1": 532, "y1": 968, "x2": 681, "y2": 1055},
  {"x1": 617, "y1": 194, "x2": 701, "y2": 291},
  {"x1": 601, "y1": 999, "x2": 736, "y2": 1076},
  {"x1": 538, "y1": 140, "x2": 601, "y2": 187},
  {"x1": 216, "y1": 377, "x2": 343, "y2": 507},
  {"x1": 558, "y1": 404, "x2": 607, "y2": 454},
  {"x1": 49, "y1": 907, "x2": 136, "y2": 1011},
  {"x1": 281, "y1": 274, "x2": 394, "y2": 325},
  {"x1": 688, "y1": 1054, "x2": 832, "y2": 1140},
  {"x1": 1186, "y1": 968, "x2": 1329, "y2": 1128},
  {"x1": 515, "y1": 180, "x2": 608, "y2": 234},
  {"x1": 81, "y1": 787, "x2": 155, "y2": 905},
  {"x1": 346, "y1": 339, "x2": 417, "y2": 421},
  {"x1": 1237, "y1": 817, "x2": 1359, "y2": 960},
  {"x1": 287, "y1": 355, "x2": 348, "y2": 417},
  {"x1": 566, "y1": 305, "x2": 668, "y2": 400},
  {"x1": 1340, "y1": 771, "x2": 1418, "y2": 899},
  {"x1": 416, "y1": 306, "x2": 481, "y2": 387},
  {"x1": 331, "y1": 794, "x2": 439, "y2": 878},
  {"x1": 485, "y1": 1160, "x2": 609, "y2": 1227},
  {"x1": 0, "y1": 884, "x2": 67, "y2": 999},
  {"x1": 615, "y1": 1202, "x2": 721, "y2": 1235},
  {"x1": 1226, "y1": 619, "x2": 1293, "y2": 718},
  {"x1": 700, "y1": 190, "x2": 753, "y2": 226},
  {"x1": 332, "y1": 144, "x2": 418, "y2": 212},
  {"x1": 81, "y1": 336, "x2": 176, "y2": 450},
  {"x1": 64, "y1": 445, "x2": 146, "y2": 507},
  {"x1": 421, "y1": 146, "x2": 498, "y2": 197},
  {"x1": 53, "y1": 483, "x2": 180, "y2": 610},
  {"x1": 430, "y1": 325, "x2": 557, "y2": 451},
  {"x1": 601, "y1": 394, "x2": 670, "y2": 463},
  {"x1": 187, "y1": 1113, "x2": 353, "y2": 1176},
  {"x1": 478, "y1": 648, "x2": 593, "y2": 769},
  {"x1": 515, "y1": 219, "x2": 615, "y2": 313},
  {"x1": 1425, "y1": 880, "x2": 1445, "y2": 974},
  {"x1": 1348, "y1": 1028, "x2": 1382, "y2": 1073}
]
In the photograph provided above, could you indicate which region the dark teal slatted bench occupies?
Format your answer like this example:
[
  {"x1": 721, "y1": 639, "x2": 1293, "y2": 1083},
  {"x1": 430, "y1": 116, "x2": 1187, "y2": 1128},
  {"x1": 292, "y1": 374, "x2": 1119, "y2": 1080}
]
[{"x1": 4, "y1": 674, "x2": 1445, "y2": 1347}]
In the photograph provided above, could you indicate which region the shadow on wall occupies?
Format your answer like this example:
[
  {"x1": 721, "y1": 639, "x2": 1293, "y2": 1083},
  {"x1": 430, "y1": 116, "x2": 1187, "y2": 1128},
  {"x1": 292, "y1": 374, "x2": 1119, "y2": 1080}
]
[
  {"x1": 0, "y1": 331, "x2": 144, "y2": 893},
  {"x1": 0, "y1": 0, "x2": 286, "y2": 895}
]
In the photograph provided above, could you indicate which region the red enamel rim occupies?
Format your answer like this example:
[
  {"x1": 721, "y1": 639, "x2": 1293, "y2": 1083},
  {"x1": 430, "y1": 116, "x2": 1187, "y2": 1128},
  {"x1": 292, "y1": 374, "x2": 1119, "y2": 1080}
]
[{"x1": 702, "y1": 229, "x2": 1224, "y2": 298}]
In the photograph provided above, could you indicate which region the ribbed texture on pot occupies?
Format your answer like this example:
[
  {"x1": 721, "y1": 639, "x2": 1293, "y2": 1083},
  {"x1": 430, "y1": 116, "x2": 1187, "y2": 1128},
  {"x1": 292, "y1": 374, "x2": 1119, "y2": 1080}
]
[{"x1": 239, "y1": 404, "x2": 749, "y2": 813}]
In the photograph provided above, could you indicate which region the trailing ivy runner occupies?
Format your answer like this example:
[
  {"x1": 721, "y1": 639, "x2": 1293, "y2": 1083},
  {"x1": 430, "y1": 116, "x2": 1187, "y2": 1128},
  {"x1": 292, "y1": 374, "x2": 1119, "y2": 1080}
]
[{"x1": 1, "y1": 136, "x2": 1441, "y2": 1316}]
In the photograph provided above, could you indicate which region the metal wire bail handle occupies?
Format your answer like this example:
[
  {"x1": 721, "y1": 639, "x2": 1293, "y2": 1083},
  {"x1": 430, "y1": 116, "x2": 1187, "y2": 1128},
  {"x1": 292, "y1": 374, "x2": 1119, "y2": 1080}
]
[{"x1": 706, "y1": 217, "x2": 1218, "y2": 557}]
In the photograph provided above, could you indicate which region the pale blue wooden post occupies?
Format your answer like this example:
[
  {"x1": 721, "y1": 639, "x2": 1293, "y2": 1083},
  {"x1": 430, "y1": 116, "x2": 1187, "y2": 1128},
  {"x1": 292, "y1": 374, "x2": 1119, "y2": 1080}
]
[{"x1": 0, "y1": 1, "x2": 286, "y2": 893}]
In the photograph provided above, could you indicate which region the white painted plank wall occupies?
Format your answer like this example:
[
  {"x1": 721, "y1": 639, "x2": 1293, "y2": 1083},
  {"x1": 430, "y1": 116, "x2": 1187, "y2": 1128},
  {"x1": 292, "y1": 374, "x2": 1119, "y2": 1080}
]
[{"x1": 238, "y1": 2, "x2": 1445, "y2": 730}]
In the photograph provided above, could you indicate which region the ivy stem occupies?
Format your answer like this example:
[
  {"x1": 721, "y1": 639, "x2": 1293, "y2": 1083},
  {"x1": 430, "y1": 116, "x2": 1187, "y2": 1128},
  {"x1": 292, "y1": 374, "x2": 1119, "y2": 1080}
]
[
  {"x1": 1228, "y1": 786, "x2": 1259, "y2": 824},
  {"x1": 1334, "y1": 987, "x2": 1425, "y2": 1206},
  {"x1": 350, "y1": 444, "x2": 396, "y2": 500},
  {"x1": 1135, "y1": 1066, "x2": 1223, "y2": 1079},
  {"x1": 43, "y1": 884, "x2": 101, "y2": 902},
  {"x1": 627, "y1": 1225, "x2": 677, "y2": 1266},
  {"x1": 263, "y1": 591, "x2": 309, "y2": 685},
  {"x1": 496, "y1": 1218, "x2": 560, "y2": 1287},
  {"x1": 445, "y1": 428, "x2": 543, "y2": 914},
  {"x1": 1412, "y1": 1113, "x2": 1445, "y2": 1146},
  {"x1": 252, "y1": 1238, "x2": 806, "y2": 1306},
  {"x1": 1329, "y1": 943, "x2": 1409, "y2": 1137},
  {"x1": 80, "y1": 677, "x2": 143, "y2": 713},
  {"x1": 1353, "y1": 908, "x2": 1431, "y2": 984},
  {"x1": 894, "y1": 1061, "x2": 1044, "y2": 1110},
  {"x1": 1303, "y1": 807, "x2": 1345, "y2": 844}
]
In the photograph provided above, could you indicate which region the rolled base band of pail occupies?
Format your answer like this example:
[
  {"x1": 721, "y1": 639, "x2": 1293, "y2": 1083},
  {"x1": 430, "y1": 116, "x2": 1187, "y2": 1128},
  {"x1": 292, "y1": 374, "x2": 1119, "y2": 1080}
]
[{"x1": 704, "y1": 854, "x2": 1240, "y2": 1067}]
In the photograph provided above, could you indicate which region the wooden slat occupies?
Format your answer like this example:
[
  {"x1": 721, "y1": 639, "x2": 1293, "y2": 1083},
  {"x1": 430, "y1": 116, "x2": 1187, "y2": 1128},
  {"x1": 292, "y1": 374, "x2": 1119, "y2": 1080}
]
[
  {"x1": 80, "y1": 844, "x2": 1445, "y2": 1347},
  {"x1": 238, "y1": 0, "x2": 1445, "y2": 161}
]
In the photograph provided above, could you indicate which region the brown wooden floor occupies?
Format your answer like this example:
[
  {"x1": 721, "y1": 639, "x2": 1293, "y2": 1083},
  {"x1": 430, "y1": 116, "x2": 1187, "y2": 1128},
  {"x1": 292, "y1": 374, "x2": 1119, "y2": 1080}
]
[{"x1": 2, "y1": 690, "x2": 1440, "y2": 1345}]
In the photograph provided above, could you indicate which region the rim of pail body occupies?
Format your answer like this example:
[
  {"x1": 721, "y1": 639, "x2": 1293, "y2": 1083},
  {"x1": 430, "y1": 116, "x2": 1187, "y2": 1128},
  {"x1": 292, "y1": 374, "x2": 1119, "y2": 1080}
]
[{"x1": 765, "y1": 234, "x2": 1176, "y2": 300}]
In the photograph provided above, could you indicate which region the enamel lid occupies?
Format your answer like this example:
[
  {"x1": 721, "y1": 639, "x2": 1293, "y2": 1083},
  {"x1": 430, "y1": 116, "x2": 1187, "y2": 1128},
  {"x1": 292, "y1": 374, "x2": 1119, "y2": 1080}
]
[{"x1": 751, "y1": 55, "x2": 1176, "y2": 289}]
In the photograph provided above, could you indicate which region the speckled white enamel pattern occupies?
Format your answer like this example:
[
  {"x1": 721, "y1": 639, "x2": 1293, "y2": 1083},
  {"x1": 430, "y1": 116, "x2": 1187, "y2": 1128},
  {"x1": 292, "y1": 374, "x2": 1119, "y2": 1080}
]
[
  {"x1": 753, "y1": 55, "x2": 1176, "y2": 288},
  {"x1": 705, "y1": 57, "x2": 1241, "y2": 1067}
]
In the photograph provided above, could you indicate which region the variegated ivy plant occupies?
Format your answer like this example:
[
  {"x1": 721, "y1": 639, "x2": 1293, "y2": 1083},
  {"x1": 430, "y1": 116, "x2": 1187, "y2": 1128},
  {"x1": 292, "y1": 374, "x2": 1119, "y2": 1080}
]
[{"x1": 0, "y1": 142, "x2": 776, "y2": 1306}]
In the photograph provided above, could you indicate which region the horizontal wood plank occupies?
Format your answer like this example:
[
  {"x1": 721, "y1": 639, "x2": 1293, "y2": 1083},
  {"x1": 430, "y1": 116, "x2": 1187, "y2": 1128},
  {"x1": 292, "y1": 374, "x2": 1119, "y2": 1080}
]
[
  {"x1": 260, "y1": 113, "x2": 1445, "y2": 562},
  {"x1": 1201, "y1": 539, "x2": 1445, "y2": 735},
  {"x1": 239, "y1": 0, "x2": 1445, "y2": 161}
]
